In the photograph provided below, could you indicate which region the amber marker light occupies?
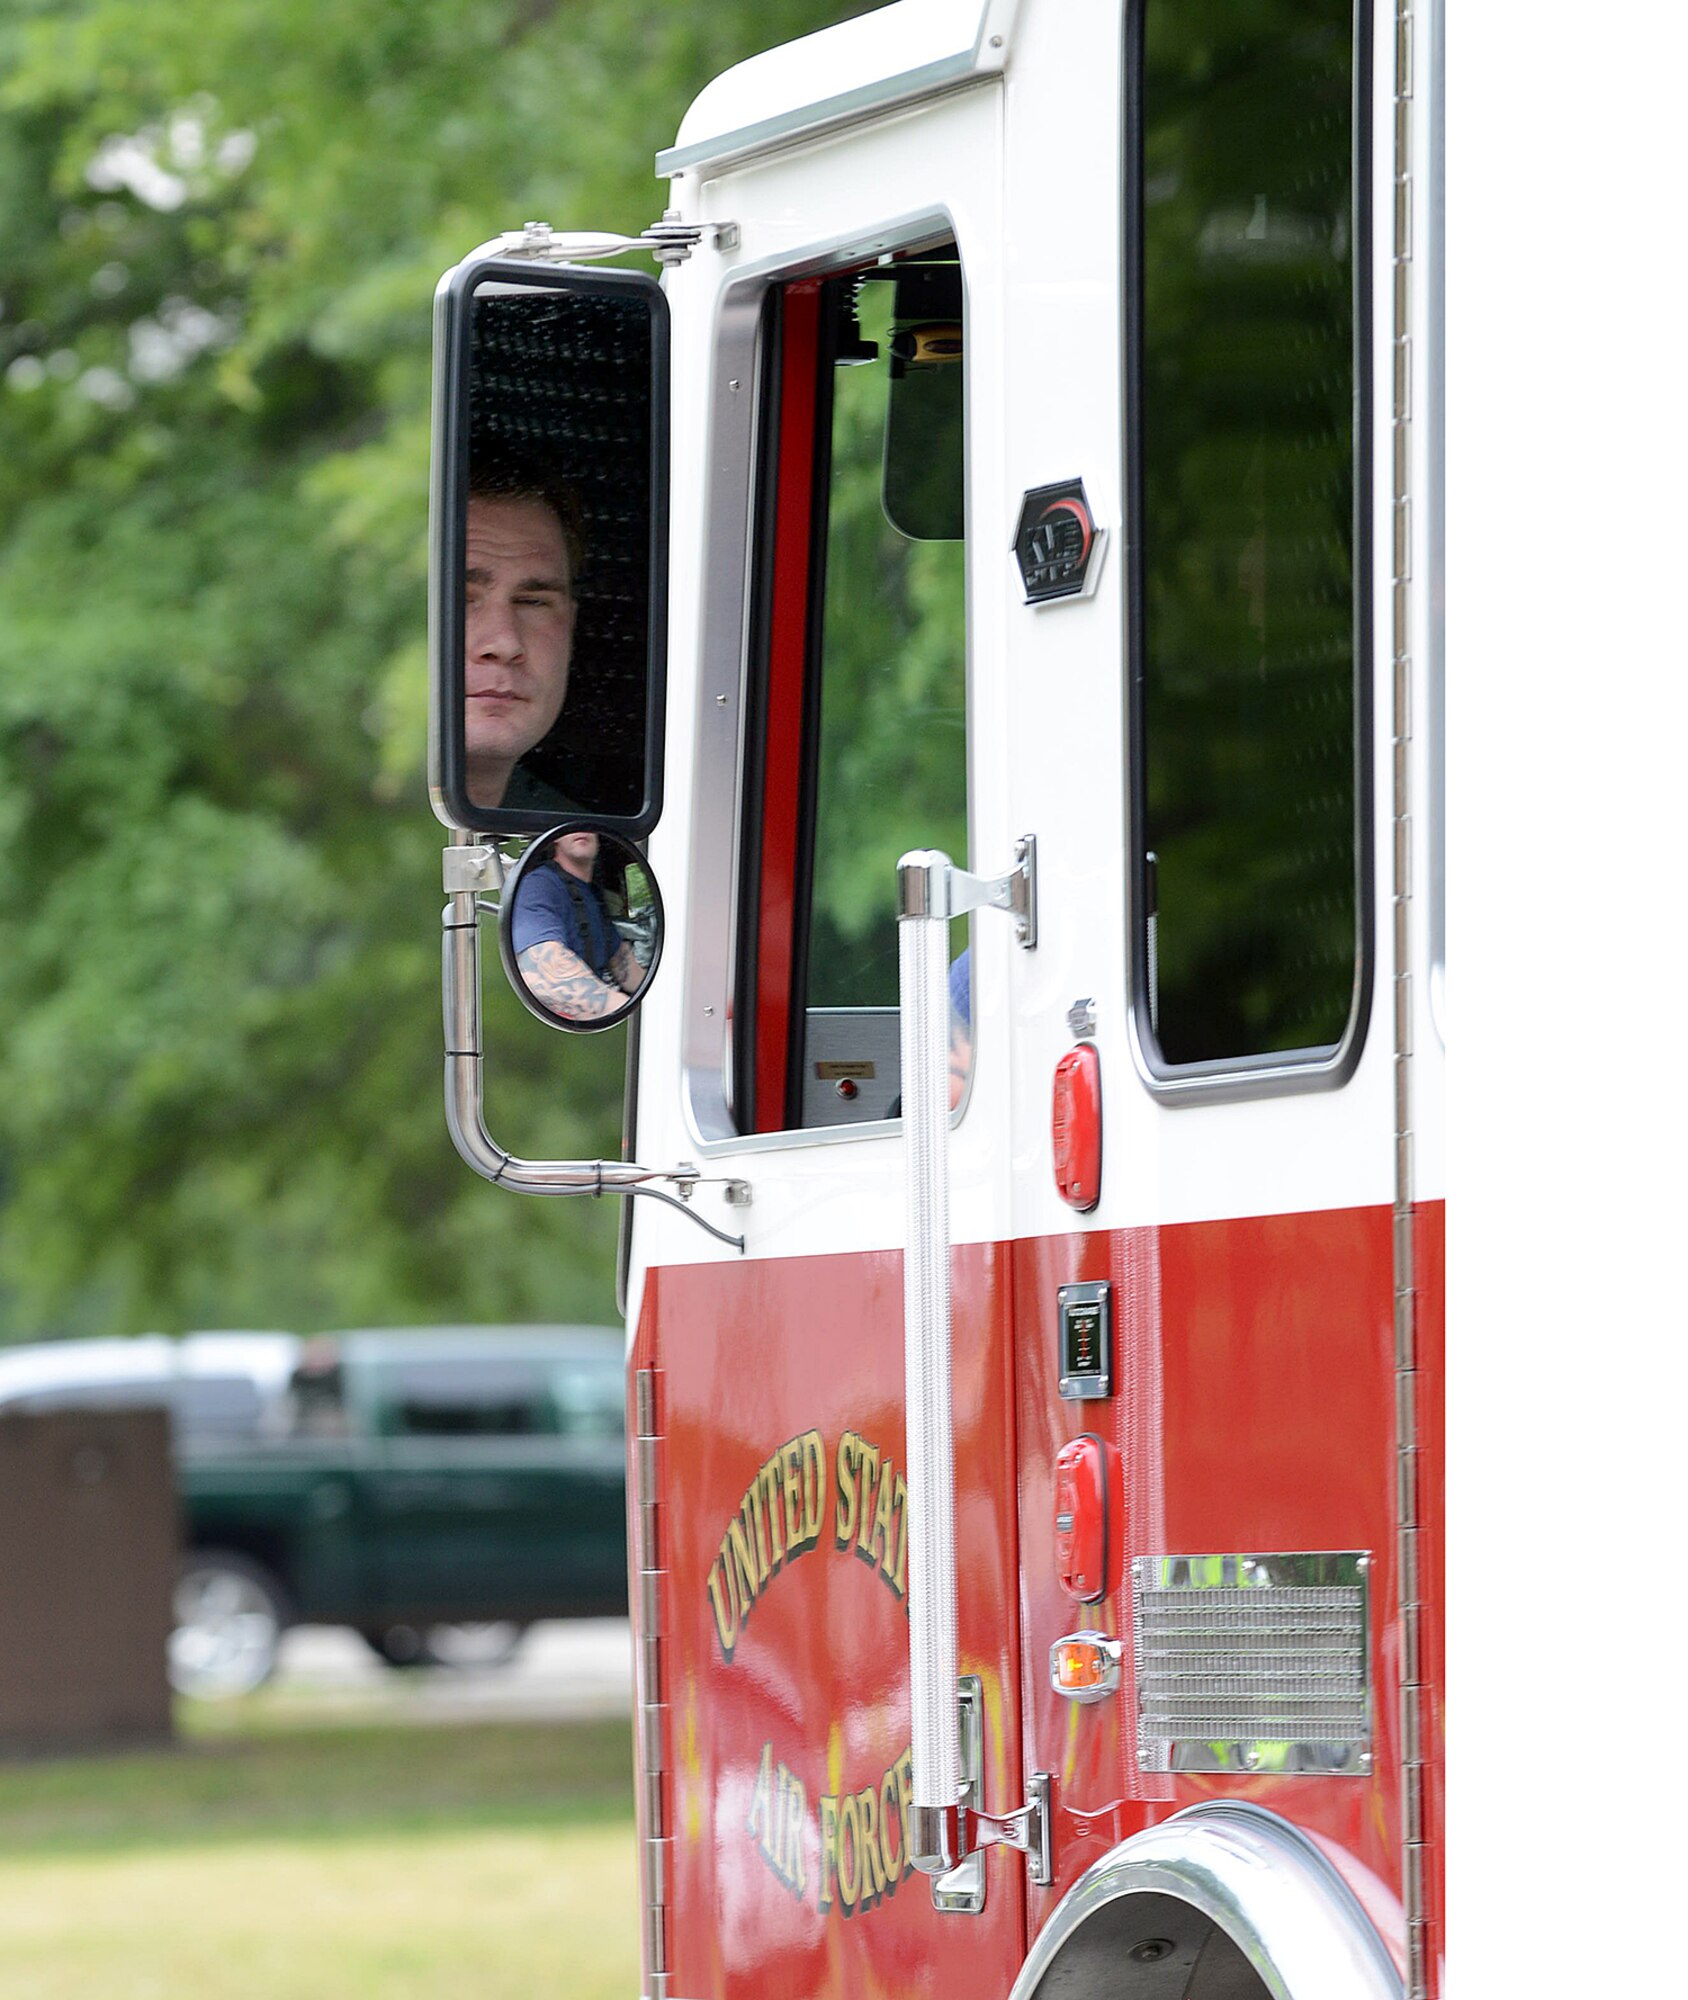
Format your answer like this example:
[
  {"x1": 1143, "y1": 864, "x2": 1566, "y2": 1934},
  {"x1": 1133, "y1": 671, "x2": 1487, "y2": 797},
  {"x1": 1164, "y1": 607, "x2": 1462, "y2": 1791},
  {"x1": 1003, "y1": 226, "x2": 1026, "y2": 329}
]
[
  {"x1": 1049, "y1": 1632, "x2": 1122, "y2": 1704},
  {"x1": 1054, "y1": 1641, "x2": 1104, "y2": 1689}
]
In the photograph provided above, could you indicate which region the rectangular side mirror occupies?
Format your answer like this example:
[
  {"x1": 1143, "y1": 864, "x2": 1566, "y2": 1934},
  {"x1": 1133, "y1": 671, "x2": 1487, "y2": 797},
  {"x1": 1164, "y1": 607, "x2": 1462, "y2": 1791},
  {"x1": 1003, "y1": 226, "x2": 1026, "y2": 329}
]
[{"x1": 429, "y1": 255, "x2": 670, "y2": 835}]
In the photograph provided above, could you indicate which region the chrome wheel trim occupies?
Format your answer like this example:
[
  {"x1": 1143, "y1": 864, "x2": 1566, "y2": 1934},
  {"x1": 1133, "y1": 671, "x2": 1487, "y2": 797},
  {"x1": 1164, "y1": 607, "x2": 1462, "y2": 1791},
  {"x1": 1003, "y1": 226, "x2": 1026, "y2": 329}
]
[{"x1": 169, "y1": 1563, "x2": 281, "y2": 1699}]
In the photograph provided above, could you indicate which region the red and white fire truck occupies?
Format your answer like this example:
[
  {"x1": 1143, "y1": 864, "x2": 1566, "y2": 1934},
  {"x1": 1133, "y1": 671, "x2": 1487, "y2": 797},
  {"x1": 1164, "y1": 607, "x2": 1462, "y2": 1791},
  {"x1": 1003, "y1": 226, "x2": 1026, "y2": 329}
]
[{"x1": 428, "y1": 1, "x2": 1444, "y2": 1994}]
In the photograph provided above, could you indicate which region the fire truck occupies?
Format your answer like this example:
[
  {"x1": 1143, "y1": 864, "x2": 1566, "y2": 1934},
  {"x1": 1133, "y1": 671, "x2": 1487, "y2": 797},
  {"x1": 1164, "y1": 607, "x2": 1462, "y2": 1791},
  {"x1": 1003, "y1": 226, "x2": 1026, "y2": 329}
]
[{"x1": 427, "y1": 1, "x2": 1444, "y2": 1994}]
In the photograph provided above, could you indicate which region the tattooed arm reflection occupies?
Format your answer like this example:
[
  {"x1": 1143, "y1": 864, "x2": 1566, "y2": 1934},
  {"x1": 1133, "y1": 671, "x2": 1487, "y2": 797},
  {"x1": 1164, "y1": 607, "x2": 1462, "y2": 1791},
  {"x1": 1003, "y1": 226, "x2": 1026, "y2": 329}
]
[{"x1": 517, "y1": 937, "x2": 645, "y2": 1022}]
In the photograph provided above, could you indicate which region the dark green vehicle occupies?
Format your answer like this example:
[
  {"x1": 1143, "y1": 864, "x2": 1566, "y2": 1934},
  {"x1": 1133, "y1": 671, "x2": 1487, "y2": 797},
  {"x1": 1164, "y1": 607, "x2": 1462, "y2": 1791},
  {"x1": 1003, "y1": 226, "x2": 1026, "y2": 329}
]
[{"x1": 1, "y1": 1325, "x2": 626, "y2": 1698}]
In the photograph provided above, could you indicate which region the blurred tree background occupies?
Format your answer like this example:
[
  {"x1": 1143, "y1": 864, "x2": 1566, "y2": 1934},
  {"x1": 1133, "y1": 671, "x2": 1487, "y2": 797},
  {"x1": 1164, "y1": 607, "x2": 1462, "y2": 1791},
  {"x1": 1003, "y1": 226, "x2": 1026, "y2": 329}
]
[{"x1": 0, "y1": 0, "x2": 865, "y2": 1342}]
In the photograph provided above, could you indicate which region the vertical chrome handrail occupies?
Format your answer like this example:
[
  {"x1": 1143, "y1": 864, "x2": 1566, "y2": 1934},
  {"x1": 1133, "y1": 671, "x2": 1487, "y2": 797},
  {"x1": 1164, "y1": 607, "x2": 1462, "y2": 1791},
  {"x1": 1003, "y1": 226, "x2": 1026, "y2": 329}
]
[
  {"x1": 897, "y1": 851, "x2": 962, "y2": 1870},
  {"x1": 897, "y1": 841, "x2": 1038, "y2": 1886}
]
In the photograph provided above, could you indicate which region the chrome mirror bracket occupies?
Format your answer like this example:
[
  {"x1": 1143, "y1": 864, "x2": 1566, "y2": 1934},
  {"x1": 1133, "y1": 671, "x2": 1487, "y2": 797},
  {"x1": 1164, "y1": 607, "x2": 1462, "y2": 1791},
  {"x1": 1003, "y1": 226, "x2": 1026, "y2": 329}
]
[
  {"x1": 453, "y1": 213, "x2": 739, "y2": 273},
  {"x1": 441, "y1": 835, "x2": 745, "y2": 1249}
]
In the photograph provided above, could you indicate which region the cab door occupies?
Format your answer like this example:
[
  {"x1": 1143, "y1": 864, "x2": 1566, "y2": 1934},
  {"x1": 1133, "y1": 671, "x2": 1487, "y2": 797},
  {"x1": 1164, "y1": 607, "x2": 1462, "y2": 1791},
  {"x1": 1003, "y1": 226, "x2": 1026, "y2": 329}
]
[
  {"x1": 630, "y1": 51, "x2": 1034, "y2": 2000},
  {"x1": 1001, "y1": 0, "x2": 1413, "y2": 1953}
]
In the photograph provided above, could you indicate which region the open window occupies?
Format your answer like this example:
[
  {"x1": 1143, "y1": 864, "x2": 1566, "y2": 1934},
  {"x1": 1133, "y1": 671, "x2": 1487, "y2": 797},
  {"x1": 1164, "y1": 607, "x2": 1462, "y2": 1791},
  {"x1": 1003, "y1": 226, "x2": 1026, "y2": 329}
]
[{"x1": 731, "y1": 245, "x2": 969, "y2": 1136}]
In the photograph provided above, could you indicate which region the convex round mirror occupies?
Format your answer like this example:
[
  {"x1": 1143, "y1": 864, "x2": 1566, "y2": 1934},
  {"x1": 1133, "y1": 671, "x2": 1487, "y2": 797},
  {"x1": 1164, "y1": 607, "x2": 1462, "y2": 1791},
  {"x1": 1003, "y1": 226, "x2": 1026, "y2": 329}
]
[{"x1": 499, "y1": 822, "x2": 663, "y2": 1032}]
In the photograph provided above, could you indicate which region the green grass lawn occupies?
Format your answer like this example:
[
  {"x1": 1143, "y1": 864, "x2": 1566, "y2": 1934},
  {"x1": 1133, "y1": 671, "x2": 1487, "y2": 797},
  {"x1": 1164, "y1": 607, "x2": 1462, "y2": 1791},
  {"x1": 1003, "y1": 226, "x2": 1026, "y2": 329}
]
[{"x1": 0, "y1": 1718, "x2": 640, "y2": 1999}]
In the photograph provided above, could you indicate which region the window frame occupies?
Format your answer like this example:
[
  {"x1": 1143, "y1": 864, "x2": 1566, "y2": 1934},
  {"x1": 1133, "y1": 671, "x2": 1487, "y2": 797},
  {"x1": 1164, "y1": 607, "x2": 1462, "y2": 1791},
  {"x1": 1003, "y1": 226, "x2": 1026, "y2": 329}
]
[
  {"x1": 732, "y1": 278, "x2": 834, "y2": 1135},
  {"x1": 1123, "y1": 0, "x2": 1377, "y2": 1105},
  {"x1": 681, "y1": 213, "x2": 974, "y2": 1154}
]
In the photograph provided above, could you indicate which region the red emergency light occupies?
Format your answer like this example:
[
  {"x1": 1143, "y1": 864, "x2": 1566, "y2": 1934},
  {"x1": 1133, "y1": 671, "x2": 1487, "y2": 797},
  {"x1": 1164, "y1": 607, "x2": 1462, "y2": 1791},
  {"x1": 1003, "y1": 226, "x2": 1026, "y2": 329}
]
[{"x1": 1051, "y1": 1044, "x2": 1102, "y2": 1210}]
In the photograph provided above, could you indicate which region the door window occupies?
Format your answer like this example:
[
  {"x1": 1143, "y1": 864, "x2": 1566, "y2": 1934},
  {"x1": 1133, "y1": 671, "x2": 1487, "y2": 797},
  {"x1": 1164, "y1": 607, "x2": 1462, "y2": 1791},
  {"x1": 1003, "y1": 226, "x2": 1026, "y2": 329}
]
[{"x1": 734, "y1": 248, "x2": 969, "y2": 1133}]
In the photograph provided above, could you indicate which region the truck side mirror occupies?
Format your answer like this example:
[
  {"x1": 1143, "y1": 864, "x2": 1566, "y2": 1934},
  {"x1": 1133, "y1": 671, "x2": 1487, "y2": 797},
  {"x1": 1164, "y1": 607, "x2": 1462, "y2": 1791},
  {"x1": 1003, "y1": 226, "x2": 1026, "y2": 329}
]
[
  {"x1": 498, "y1": 823, "x2": 664, "y2": 1033},
  {"x1": 429, "y1": 256, "x2": 670, "y2": 836}
]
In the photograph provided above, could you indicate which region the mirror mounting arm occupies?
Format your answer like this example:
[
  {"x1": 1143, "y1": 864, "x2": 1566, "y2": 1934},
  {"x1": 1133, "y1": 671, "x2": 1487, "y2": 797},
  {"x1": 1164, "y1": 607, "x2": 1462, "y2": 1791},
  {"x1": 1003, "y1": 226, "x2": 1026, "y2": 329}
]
[
  {"x1": 441, "y1": 839, "x2": 746, "y2": 1250},
  {"x1": 460, "y1": 213, "x2": 738, "y2": 273}
]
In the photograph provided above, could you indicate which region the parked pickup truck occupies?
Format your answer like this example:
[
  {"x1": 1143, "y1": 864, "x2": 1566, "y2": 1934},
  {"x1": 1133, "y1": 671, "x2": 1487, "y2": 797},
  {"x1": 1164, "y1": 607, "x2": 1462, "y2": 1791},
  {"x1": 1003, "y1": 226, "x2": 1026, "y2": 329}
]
[{"x1": 0, "y1": 1325, "x2": 626, "y2": 1697}]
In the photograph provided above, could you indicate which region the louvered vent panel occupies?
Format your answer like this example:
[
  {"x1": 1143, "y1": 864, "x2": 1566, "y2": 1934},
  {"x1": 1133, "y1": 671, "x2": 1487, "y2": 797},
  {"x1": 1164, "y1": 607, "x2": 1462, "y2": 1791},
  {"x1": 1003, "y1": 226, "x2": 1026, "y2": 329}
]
[{"x1": 1132, "y1": 1553, "x2": 1371, "y2": 1776}]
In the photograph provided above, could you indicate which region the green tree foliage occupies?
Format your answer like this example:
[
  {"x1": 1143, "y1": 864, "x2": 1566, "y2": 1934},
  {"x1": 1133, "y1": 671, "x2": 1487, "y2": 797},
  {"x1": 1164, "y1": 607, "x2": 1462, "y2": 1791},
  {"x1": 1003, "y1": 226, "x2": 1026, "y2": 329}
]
[{"x1": 0, "y1": 0, "x2": 865, "y2": 1339}]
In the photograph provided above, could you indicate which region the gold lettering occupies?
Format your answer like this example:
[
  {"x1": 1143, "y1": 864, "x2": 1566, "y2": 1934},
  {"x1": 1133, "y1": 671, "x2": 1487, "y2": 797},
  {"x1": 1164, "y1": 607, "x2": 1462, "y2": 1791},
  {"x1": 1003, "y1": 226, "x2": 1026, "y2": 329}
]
[
  {"x1": 747, "y1": 1743, "x2": 813, "y2": 1903},
  {"x1": 836, "y1": 1792, "x2": 861, "y2": 1911},
  {"x1": 867, "y1": 1454, "x2": 897, "y2": 1572},
  {"x1": 852, "y1": 1441, "x2": 882, "y2": 1565},
  {"x1": 706, "y1": 1552, "x2": 739, "y2": 1661},
  {"x1": 854, "y1": 1783, "x2": 887, "y2": 1909},
  {"x1": 780, "y1": 1441, "x2": 806, "y2": 1555},
  {"x1": 727, "y1": 1511, "x2": 760, "y2": 1615},
  {"x1": 893, "y1": 1475, "x2": 910, "y2": 1598},
  {"x1": 879, "y1": 1768, "x2": 904, "y2": 1886},
  {"x1": 758, "y1": 1458, "x2": 786, "y2": 1573},
  {"x1": 802, "y1": 1430, "x2": 826, "y2": 1544},
  {"x1": 710, "y1": 1433, "x2": 843, "y2": 1665},
  {"x1": 744, "y1": 1487, "x2": 770, "y2": 1588},
  {"x1": 747, "y1": 1740, "x2": 773, "y2": 1846},
  {"x1": 818, "y1": 1793, "x2": 840, "y2": 1912},
  {"x1": 835, "y1": 1431, "x2": 860, "y2": 1549},
  {"x1": 779, "y1": 1764, "x2": 807, "y2": 1897},
  {"x1": 815, "y1": 1750, "x2": 918, "y2": 1920}
]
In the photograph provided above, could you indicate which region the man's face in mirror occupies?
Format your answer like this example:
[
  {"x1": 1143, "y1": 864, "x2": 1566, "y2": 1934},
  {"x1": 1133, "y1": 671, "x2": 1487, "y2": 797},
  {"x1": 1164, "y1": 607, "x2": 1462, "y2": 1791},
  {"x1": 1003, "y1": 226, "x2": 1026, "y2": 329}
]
[
  {"x1": 552, "y1": 827, "x2": 600, "y2": 878},
  {"x1": 464, "y1": 492, "x2": 577, "y2": 809}
]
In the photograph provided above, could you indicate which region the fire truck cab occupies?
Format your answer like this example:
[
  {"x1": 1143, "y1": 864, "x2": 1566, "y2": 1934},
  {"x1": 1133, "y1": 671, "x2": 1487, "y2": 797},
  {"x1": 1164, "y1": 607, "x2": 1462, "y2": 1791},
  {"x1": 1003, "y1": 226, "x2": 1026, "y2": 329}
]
[{"x1": 429, "y1": 1, "x2": 1444, "y2": 1995}]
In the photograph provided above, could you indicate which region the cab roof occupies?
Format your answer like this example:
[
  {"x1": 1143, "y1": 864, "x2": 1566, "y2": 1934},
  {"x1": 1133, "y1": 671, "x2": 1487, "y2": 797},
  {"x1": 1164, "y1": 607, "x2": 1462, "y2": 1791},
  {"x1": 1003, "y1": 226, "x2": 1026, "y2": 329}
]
[{"x1": 657, "y1": 0, "x2": 1015, "y2": 181}]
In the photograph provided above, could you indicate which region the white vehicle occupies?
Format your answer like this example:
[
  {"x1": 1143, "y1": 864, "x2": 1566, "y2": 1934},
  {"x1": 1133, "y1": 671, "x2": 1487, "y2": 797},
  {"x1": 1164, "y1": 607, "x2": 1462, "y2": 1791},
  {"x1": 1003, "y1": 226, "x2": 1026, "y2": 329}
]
[
  {"x1": 427, "y1": 3, "x2": 1444, "y2": 1994},
  {"x1": 0, "y1": 1332, "x2": 299, "y2": 1436}
]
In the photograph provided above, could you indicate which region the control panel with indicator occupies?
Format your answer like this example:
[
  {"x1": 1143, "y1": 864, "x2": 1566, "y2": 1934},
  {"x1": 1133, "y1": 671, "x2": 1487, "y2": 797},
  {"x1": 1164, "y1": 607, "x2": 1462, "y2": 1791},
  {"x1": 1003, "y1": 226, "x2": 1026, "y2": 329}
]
[{"x1": 1057, "y1": 1279, "x2": 1112, "y2": 1400}]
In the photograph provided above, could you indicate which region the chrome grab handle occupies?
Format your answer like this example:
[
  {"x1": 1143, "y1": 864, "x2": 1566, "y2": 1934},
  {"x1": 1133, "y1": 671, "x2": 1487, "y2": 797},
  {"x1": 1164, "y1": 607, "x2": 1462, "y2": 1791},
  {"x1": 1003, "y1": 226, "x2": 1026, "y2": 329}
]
[
  {"x1": 895, "y1": 843, "x2": 1041, "y2": 1897},
  {"x1": 896, "y1": 853, "x2": 959, "y2": 1863}
]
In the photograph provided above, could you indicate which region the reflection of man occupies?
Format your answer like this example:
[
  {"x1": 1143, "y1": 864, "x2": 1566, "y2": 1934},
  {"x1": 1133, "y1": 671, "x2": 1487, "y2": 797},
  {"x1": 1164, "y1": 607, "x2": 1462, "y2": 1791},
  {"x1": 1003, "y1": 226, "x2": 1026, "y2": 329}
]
[
  {"x1": 512, "y1": 829, "x2": 646, "y2": 1023},
  {"x1": 464, "y1": 485, "x2": 581, "y2": 811}
]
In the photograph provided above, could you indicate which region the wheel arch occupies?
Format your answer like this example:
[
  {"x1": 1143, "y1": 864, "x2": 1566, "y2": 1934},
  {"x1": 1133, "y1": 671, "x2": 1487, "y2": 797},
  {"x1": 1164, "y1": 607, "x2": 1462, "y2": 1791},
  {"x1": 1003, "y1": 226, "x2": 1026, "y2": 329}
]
[{"x1": 1009, "y1": 1804, "x2": 1405, "y2": 2000}]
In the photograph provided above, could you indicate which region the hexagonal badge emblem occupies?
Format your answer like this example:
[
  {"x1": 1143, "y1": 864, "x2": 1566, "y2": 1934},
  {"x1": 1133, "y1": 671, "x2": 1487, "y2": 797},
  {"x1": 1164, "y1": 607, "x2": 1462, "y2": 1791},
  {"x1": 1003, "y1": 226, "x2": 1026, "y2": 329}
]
[{"x1": 1013, "y1": 478, "x2": 1104, "y2": 605}]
